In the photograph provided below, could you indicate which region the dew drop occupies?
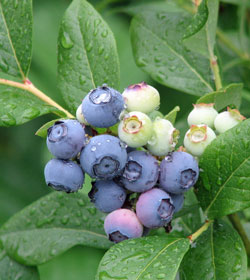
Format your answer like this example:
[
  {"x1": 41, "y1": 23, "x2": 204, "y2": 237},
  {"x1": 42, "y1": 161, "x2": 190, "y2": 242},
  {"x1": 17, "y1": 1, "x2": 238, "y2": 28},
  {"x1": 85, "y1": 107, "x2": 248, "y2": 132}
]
[
  {"x1": 22, "y1": 107, "x2": 40, "y2": 120},
  {"x1": 79, "y1": 76, "x2": 86, "y2": 85},
  {"x1": 91, "y1": 146, "x2": 97, "y2": 151},
  {"x1": 61, "y1": 31, "x2": 74, "y2": 49},
  {"x1": 86, "y1": 42, "x2": 93, "y2": 52},
  {"x1": 98, "y1": 46, "x2": 104, "y2": 55},
  {"x1": 61, "y1": 215, "x2": 69, "y2": 225},
  {"x1": 156, "y1": 273, "x2": 166, "y2": 279},
  {"x1": 87, "y1": 207, "x2": 96, "y2": 215},
  {"x1": 77, "y1": 199, "x2": 86, "y2": 206},
  {"x1": 101, "y1": 30, "x2": 108, "y2": 38}
]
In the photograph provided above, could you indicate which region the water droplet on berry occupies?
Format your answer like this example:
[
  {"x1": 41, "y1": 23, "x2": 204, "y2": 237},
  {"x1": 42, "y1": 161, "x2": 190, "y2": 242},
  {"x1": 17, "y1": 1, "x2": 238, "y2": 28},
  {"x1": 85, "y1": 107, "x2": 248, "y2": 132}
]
[{"x1": 91, "y1": 146, "x2": 97, "y2": 151}]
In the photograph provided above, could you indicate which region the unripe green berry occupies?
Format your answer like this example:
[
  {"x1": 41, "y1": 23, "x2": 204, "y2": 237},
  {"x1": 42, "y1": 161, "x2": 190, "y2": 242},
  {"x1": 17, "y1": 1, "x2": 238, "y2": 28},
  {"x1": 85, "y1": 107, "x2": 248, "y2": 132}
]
[
  {"x1": 187, "y1": 103, "x2": 218, "y2": 128},
  {"x1": 214, "y1": 107, "x2": 245, "y2": 134},
  {"x1": 122, "y1": 82, "x2": 160, "y2": 114},
  {"x1": 118, "y1": 111, "x2": 153, "y2": 148},
  {"x1": 147, "y1": 118, "x2": 179, "y2": 156},
  {"x1": 184, "y1": 124, "x2": 216, "y2": 157},
  {"x1": 76, "y1": 104, "x2": 88, "y2": 125}
]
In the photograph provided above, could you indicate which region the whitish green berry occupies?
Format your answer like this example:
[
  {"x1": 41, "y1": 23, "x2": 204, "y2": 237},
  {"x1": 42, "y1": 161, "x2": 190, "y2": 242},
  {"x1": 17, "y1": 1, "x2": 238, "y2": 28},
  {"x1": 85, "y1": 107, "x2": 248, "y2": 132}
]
[
  {"x1": 214, "y1": 107, "x2": 245, "y2": 134},
  {"x1": 187, "y1": 103, "x2": 218, "y2": 128},
  {"x1": 122, "y1": 82, "x2": 160, "y2": 114},
  {"x1": 76, "y1": 104, "x2": 88, "y2": 125},
  {"x1": 184, "y1": 124, "x2": 216, "y2": 157},
  {"x1": 118, "y1": 111, "x2": 153, "y2": 148},
  {"x1": 147, "y1": 118, "x2": 179, "y2": 156}
]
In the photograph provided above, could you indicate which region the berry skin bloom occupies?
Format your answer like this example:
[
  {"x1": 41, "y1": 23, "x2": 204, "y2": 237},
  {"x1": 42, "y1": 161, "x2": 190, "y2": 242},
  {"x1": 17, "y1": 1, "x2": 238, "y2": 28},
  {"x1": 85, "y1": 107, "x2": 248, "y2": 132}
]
[
  {"x1": 136, "y1": 188, "x2": 174, "y2": 228},
  {"x1": 187, "y1": 103, "x2": 218, "y2": 129},
  {"x1": 80, "y1": 135, "x2": 127, "y2": 180},
  {"x1": 82, "y1": 85, "x2": 124, "y2": 128},
  {"x1": 122, "y1": 81, "x2": 160, "y2": 114},
  {"x1": 118, "y1": 111, "x2": 153, "y2": 148},
  {"x1": 88, "y1": 180, "x2": 126, "y2": 213},
  {"x1": 184, "y1": 124, "x2": 216, "y2": 157},
  {"x1": 46, "y1": 119, "x2": 85, "y2": 160},
  {"x1": 44, "y1": 159, "x2": 84, "y2": 193},
  {"x1": 120, "y1": 150, "x2": 159, "y2": 192},
  {"x1": 159, "y1": 151, "x2": 199, "y2": 194},
  {"x1": 147, "y1": 118, "x2": 179, "y2": 156},
  {"x1": 104, "y1": 209, "x2": 143, "y2": 243},
  {"x1": 214, "y1": 107, "x2": 245, "y2": 134}
]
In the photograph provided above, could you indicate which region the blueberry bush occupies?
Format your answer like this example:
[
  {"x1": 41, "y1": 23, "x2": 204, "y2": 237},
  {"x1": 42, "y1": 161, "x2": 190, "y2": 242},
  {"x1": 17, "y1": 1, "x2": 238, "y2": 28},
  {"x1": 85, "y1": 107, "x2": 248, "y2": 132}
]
[{"x1": 0, "y1": 0, "x2": 250, "y2": 279}]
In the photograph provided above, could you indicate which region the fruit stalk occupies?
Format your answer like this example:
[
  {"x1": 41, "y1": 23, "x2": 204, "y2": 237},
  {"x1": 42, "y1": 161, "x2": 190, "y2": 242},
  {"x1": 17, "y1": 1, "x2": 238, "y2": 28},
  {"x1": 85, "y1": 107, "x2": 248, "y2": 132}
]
[{"x1": 188, "y1": 220, "x2": 213, "y2": 242}]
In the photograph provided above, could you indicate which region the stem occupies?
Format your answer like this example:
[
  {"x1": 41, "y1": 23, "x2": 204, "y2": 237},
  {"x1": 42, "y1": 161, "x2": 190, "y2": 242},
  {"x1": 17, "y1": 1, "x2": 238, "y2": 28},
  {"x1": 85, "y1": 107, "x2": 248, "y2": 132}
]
[
  {"x1": 228, "y1": 213, "x2": 250, "y2": 257},
  {"x1": 216, "y1": 28, "x2": 249, "y2": 60},
  {"x1": 188, "y1": 220, "x2": 213, "y2": 242},
  {"x1": 210, "y1": 58, "x2": 222, "y2": 91},
  {"x1": 0, "y1": 78, "x2": 74, "y2": 118}
]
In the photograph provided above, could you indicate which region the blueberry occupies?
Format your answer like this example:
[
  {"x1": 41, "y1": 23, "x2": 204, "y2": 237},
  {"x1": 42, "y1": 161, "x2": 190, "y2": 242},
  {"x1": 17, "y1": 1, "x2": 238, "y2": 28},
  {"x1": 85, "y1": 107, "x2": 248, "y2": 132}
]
[
  {"x1": 82, "y1": 85, "x2": 124, "y2": 128},
  {"x1": 44, "y1": 159, "x2": 84, "y2": 193},
  {"x1": 184, "y1": 124, "x2": 216, "y2": 157},
  {"x1": 159, "y1": 151, "x2": 199, "y2": 194},
  {"x1": 170, "y1": 193, "x2": 184, "y2": 213},
  {"x1": 118, "y1": 111, "x2": 153, "y2": 148},
  {"x1": 136, "y1": 188, "x2": 174, "y2": 228},
  {"x1": 80, "y1": 135, "x2": 127, "y2": 179},
  {"x1": 104, "y1": 209, "x2": 143, "y2": 243},
  {"x1": 47, "y1": 120, "x2": 85, "y2": 160},
  {"x1": 120, "y1": 151, "x2": 159, "y2": 192},
  {"x1": 88, "y1": 180, "x2": 126, "y2": 213}
]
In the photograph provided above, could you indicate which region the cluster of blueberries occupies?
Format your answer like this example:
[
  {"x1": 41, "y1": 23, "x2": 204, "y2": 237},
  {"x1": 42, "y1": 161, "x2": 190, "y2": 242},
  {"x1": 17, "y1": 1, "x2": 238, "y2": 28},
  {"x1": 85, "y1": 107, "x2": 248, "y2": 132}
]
[{"x1": 44, "y1": 82, "x2": 245, "y2": 243}]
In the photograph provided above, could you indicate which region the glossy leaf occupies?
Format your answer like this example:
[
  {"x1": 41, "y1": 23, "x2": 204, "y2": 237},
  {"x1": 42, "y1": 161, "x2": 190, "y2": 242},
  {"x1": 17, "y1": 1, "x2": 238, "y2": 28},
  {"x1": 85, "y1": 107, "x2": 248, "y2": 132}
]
[
  {"x1": 196, "y1": 119, "x2": 250, "y2": 219},
  {"x1": 183, "y1": 0, "x2": 219, "y2": 59},
  {"x1": 164, "y1": 106, "x2": 180, "y2": 124},
  {"x1": 180, "y1": 220, "x2": 247, "y2": 280},
  {"x1": 0, "y1": 192, "x2": 111, "y2": 265},
  {"x1": 0, "y1": 0, "x2": 32, "y2": 78},
  {"x1": 196, "y1": 83, "x2": 243, "y2": 111},
  {"x1": 130, "y1": 9, "x2": 214, "y2": 96},
  {"x1": 96, "y1": 236, "x2": 190, "y2": 280},
  {"x1": 57, "y1": 0, "x2": 120, "y2": 113},
  {"x1": 0, "y1": 85, "x2": 65, "y2": 127},
  {"x1": 0, "y1": 248, "x2": 39, "y2": 280}
]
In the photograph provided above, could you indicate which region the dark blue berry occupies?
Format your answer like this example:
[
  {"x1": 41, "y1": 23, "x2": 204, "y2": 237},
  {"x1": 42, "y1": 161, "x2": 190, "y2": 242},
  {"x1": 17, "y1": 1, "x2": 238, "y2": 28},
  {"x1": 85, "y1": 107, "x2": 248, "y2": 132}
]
[
  {"x1": 159, "y1": 152, "x2": 199, "y2": 194},
  {"x1": 171, "y1": 193, "x2": 184, "y2": 213},
  {"x1": 120, "y1": 151, "x2": 159, "y2": 192},
  {"x1": 89, "y1": 180, "x2": 126, "y2": 213},
  {"x1": 80, "y1": 135, "x2": 127, "y2": 179},
  {"x1": 46, "y1": 120, "x2": 85, "y2": 160},
  {"x1": 82, "y1": 85, "x2": 124, "y2": 128},
  {"x1": 136, "y1": 188, "x2": 174, "y2": 228},
  {"x1": 44, "y1": 159, "x2": 84, "y2": 193}
]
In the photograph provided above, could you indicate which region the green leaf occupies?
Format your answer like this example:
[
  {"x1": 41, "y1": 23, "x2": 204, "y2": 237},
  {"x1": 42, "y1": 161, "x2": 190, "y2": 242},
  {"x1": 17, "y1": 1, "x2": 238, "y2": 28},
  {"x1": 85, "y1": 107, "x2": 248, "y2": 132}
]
[
  {"x1": 0, "y1": 0, "x2": 32, "y2": 78},
  {"x1": 0, "y1": 192, "x2": 111, "y2": 265},
  {"x1": 0, "y1": 85, "x2": 65, "y2": 127},
  {"x1": 164, "y1": 106, "x2": 180, "y2": 124},
  {"x1": 96, "y1": 236, "x2": 190, "y2": 280},
  {"x1": 196, "y1": 118, "x2": 250, "y2": 219},
  {"x1": 0, "y1": 248, "x2": 39, "y2": 280},
  {"x1": 183, "y1": 0, "x2": 219, "y2": 59},
  {"x1": 196, "y1": 83, "x2": 243, "y2": 111},
  {"x1": 130, "y1": 10, "x2": 214, "y2": 96},
  {"x1": 180, "y1": 220, "x2": 247, "y2": 280},
  {"x1": 35, "y1": 118, "x2": 69, "y2": 138},
  {"x1": 57, "y1": 0, "x2": 120, "y2": 113}
]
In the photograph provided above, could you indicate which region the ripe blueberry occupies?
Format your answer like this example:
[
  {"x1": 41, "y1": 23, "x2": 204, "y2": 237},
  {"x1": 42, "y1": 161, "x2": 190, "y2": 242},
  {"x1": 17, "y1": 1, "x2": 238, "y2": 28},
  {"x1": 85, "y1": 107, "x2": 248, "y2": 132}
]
[
  {"x1": 104, "y1": 209, "x2": 143, "y2": 243},
  {"x1": 88, "y1": 180, "x2": 126, "y2": 213},
  {"x1": 159, "y1": 151, "x2": 199, "y2": 194},
  {"x1": 46, "y1": 119, "x2": 85, "y2": 160},
  {"x1": 82, "y1": 85, "x2": 124, "y2": 128},
  {"x1": 120, "y1": 150, "x2": 159, "y2": 192},
  {"x1": 80, "y1": 135, "x2": 127, "y2": 179},
  {"x1": 44, "y1": 159, "x2": 84, "y2": 193},
  {"x1": 170, "y1": 193, "x2": 184, "y2": 213},
  {"x1": 136, "y1": 188, "x2": 174, "y2": 228}
]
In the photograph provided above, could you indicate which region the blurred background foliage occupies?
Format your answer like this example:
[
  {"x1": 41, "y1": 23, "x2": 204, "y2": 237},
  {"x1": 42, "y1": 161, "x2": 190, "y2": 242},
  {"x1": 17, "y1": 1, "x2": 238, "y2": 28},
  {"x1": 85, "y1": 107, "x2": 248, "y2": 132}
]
[{"x1": 0, "y1": 0, "x2": 249, "y2": 279}]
